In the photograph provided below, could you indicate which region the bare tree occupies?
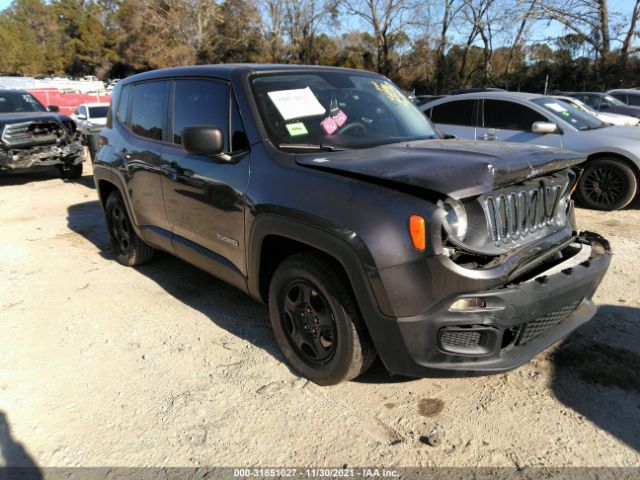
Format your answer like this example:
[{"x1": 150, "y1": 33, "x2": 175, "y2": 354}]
[
  {"x1": 621, "y1": 0, "x2": 640, "y2": 58},
  {"x1": 503, "y1": 0, "x2": 538, "y2": 84},
  {"x1": 343, "y1": 0, "x2": 419, "y2": 76},
  {"x1": 435, "y1": 0, "x2": 464, "y2": 93},
  {"x1": 537, "y1": 0, "x2": 611, "y2": 62},
  {"x1": 456, "y1": 0, "x2": 497, "y2": 85},
  {"x1": 283, "y1": 0, "x2": 338, "y2": 63}
]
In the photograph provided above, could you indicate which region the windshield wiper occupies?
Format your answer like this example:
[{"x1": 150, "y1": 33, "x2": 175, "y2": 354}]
[
  {"x1": 278, "y1": 143, "x2": 347, "y2": 152},
  {"x1": 580, "y1": 124, "x2": 606, "y2": 130}
]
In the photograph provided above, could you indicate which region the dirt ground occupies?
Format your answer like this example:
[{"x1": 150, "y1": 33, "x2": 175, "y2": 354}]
[{"x1": 1, "y1": 163, "x2": 639, "y2": 468}]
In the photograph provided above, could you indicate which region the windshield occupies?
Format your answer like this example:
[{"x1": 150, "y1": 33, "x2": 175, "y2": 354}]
[
  {"x1": 251, "y1": 72, "x2": 438, "y2": 150},
  {"x1": 89, "y1": 106, "x2": 109, "y2": 118},
  {"x1": 0, "y1": 91, "x2": 46, "y2": 113},
  {"x1": 531, "y1": 97, "x2": 605, "y2": 130}
]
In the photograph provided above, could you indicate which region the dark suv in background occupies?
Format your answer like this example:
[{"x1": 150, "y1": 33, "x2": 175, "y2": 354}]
[{"x1": 93, "y1": 65, "x2": 610, "y2": 385}]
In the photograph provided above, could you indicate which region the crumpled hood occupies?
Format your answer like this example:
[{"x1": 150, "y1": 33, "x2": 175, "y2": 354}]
[
  {"x1": 0, "y1": 112, "x2": 71, "y2": 127},
  {"x1": 295, "y1": 139, "x2": 585, "y2": 199}
]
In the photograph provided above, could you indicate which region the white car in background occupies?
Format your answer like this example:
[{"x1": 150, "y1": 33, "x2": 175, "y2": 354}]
[
  {"x1": 554, "y1": 95, "x2": 640, "y2": 127},
  {"x1": 71, "y1": 102, "x2": 109, "y2": 162},
  {"x1": 421, "y1": 91, "x2": 640, "y2": 210}
]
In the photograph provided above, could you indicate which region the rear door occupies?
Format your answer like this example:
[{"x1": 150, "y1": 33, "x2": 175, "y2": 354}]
[
  {"x1": 426, "y1": 99, "x2": 478, "y2": 139},
  {"x1": 160, "y1": 77, "x2": 250, "y2": 285},
  {"x1": 477, "y1": 99, "x2": 562, "y2": 147},
  {"x1": 116, "y1": 80, "x2": 173, "y2": 250}
]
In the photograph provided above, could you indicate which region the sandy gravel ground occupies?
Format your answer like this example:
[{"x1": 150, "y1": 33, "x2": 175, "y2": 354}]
[{"x1": 0, "y1": 164, "x2": 639, "y2": 468}]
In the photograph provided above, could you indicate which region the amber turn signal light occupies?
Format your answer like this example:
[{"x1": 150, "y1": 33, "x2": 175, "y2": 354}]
[{"x1": 409, "y1": 215, "x2": 426, "y2": 251}]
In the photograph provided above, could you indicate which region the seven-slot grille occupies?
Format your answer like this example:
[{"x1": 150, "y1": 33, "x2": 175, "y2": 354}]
[
  {"x1": 1, "y1": 121, "x2": 61, "y2": 147},
  {"x1": 515, "y1": 300, "x2": 581, "y2": 346},
  {"x1": 483, "y1": 177, "x2": 569, "y2": 245}
]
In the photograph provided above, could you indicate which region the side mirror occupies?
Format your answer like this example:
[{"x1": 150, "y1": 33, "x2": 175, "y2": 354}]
[
  {"x1": 532, "y1": 121, "x2": 558, "y2": 134},
  {"x1": 47, "y1": 105, "x2": 60, "y2": 112},
  {"x1": 181, "y1": 126, "x2": 225, "y2": 159}
]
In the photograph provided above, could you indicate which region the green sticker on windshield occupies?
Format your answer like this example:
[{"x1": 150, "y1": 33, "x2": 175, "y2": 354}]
[{"x1": 286, "y1": 122, "x2": 308, "y2": 136}]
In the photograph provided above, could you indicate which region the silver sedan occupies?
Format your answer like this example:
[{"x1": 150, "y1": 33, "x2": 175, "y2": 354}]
[{"x1": 421, "y1": 91, "x2": 640, "y2": 210}]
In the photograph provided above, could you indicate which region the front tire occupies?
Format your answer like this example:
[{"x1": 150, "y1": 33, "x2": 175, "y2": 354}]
[
  {"x1": 576, "y1": 158, "x2": 637, "y2": 210},
  {"x1": 105, "y1": 191, "x2": 155, "y2": 266},
  {"x1": 60, "y1": 162, "x2": 83, "y2": 180},
  {"x1": 268, "y1": 252, "x2": 376, "y2": 385}
]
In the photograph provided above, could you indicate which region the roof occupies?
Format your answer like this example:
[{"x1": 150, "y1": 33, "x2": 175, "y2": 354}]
[
  {"x1": 121, "y1": 64, "x2": 385, "y2": 86},
  {"x1": 607, "y1": 88, "x2": 640, "y2": 94}
]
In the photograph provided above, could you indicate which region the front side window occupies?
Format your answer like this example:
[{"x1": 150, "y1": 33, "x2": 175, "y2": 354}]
[
  {"x1": 0, "y1": 91, "x2": 46, "y2": 113},
  {"x1": 609, "y1": 93, "x2": 627, "y2": 104},
  {"x1": 251, "y1": 72, "x2": 438, "y2": 150},
  {"x1": 483, "y1": 100, "x2": 546, "y2": 130},
  {"x1": 429, "y1": 100, "x2": 475, "y2": 126},
  {"x1": 173, "y1": 79, "x2": 229, "y2": 149},
  {"x1": 602, "y1": 95, "x2": 626, "y2": 108},
  {"x1": 130, "y1": 81, "x2": 169, "y2": 141},
  {"x1": 531, "y1": 97, "x2": 604, "y2": 130}
]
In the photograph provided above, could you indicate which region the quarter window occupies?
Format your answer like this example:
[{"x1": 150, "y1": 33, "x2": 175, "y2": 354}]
[
  {"x1": 173, "y1": 79, "x2": 229, "y2": 150},
  {"x1": 116, "y1": 85, "x2": 131, "y2": 127},
  {"x1": 483, "y1": 100, "x2": 546, "y2": 130},
  {"x1": 628, "y1": 95, "x2": 640, "y2": 107},
  {"x1": 429, "y1": 100, "x2": 476, "y2": 126},
  {"x1": 130, "y1": 81, "x2": 169, "y2": 141}
]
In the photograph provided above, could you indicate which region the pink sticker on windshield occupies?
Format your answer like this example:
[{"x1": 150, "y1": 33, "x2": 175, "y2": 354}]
[
  {"x1": 333, "y1": 109, "x2": 347, "y2": 127},
  {"x1": 321, "y1": 117, "x2": 338, "y2": 135}
]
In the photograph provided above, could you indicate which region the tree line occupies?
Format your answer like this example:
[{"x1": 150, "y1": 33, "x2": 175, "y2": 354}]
[{"x1": 1, "y1": 0, "x2": 640, "y2": 94}]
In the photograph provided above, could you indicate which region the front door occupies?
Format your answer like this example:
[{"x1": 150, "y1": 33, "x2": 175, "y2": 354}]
[
  {"x1": 160, "y1": 78, "x2": 250, "y2": 284},
  {"x1": 476, "y1": 99, "x2": 562, "y2": 148},
  {"x1": 117, "y1": 80, "x2": 173, "y2": 251}
]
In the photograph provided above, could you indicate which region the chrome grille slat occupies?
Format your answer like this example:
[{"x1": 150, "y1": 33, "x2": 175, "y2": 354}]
[{"x1": 483, "y1": 176, "x2": 569, "y2": 245}]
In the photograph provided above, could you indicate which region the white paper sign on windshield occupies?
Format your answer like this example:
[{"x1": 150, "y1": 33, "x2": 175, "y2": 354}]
[
  {"x1": 268, "y1": 87, "x2": 326, "y2": 120},
  {"x1": 545, "y1": 102, "x2": 567, "y2": 113}
]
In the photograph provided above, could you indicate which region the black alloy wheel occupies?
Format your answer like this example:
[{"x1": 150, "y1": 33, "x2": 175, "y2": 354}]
[
  {"x1": 576, "y1": 158, "x2": 637, "y2": 210},
  {"x1": 281, "y1": 280, "x2": 338, "y2": 365}
]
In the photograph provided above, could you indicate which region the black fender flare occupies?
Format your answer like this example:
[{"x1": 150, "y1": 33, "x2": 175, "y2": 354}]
[
  {"x1": 247, "y1": 214, "x2": 403, "y2": 361},
  {"x1": 93, "y1": 165, "x2": 146, "y2": 240}
]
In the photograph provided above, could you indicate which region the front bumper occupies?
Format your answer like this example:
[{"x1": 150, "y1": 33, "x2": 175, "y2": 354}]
[
  {"x1": 373, "y1": 232, "x2": 611, "y2": 377},
  {"x1": 0, "y1": 142, "x2": 84, "y2": 171}
]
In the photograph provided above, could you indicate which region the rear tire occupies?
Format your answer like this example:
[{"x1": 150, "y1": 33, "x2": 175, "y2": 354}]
[
  {"x1": 268, "y1": 252, "x2": 376, "y2": 385},
  {"x1": 576, "y1": 158, "x2": 637, "y2": 210},
  {"x1": 105, "y1": 191, "x2": 155, "y2": 266}
]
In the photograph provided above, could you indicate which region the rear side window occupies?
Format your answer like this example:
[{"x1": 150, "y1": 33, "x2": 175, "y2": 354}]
[
  {"x1": 116, "y1": 85, "x2": 131, "y2": 127},
  {"x1": 173, "y1": 79, "x2": 229, "y2": 150},
  {"x1": 131, "y1": 81, "x2": 169, "y2": 141},
  {"x1": 483, "y1": 100, "x2": 545, "y2": 130},
  {"x1": 429, "y1": 100, "x2": 476, "y2": 126},
  {"x1": 628, "y1": 95, "x2": 640, "y2": 107}
]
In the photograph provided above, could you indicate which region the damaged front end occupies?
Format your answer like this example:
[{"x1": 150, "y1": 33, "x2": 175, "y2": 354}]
[
  {"x1": 0, "y1": 118, "x2": 83, "y2": 172},
  {"x1": 375, "y1": 165, "x2": 612, "y2": 377}
]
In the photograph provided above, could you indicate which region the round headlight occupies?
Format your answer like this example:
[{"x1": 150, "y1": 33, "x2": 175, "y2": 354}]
[{"x1": 439, "y1": 198, "x2": 468, "y2": 242}]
